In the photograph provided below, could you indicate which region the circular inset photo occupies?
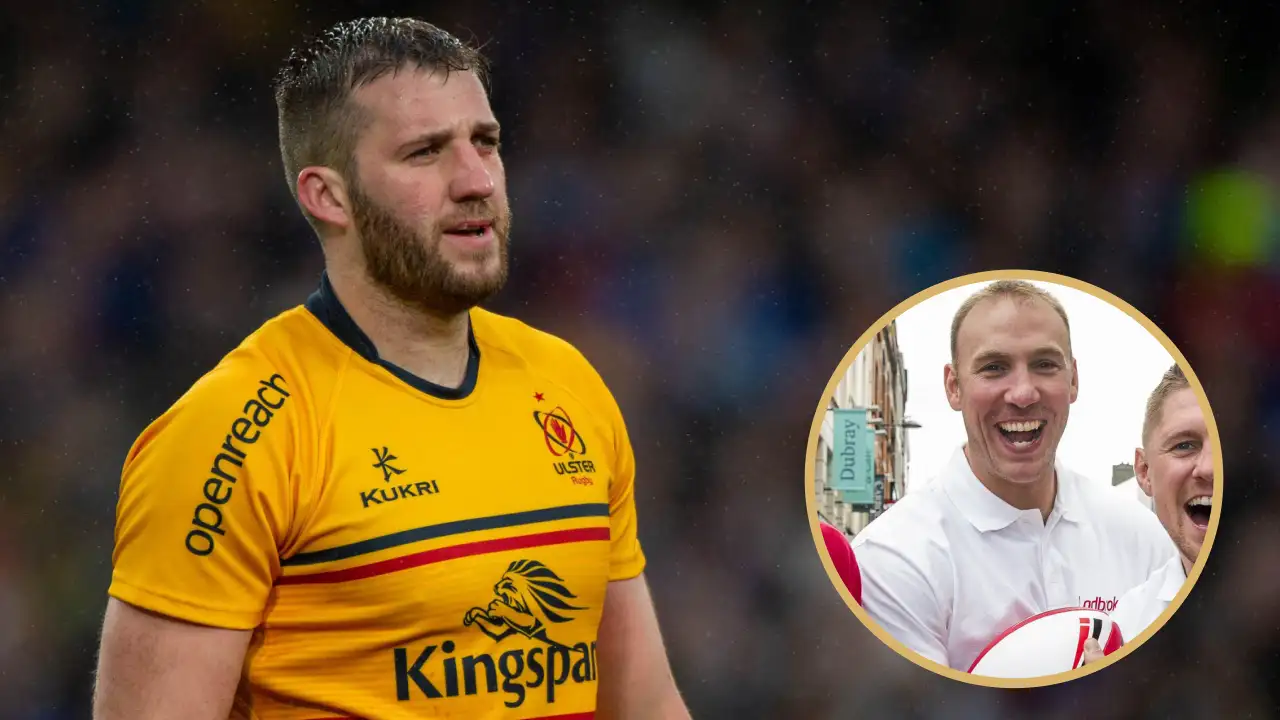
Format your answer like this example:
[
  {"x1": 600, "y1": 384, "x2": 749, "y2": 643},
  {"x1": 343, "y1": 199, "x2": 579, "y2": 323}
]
[{"x1": 805, "y1": 270, "x2": 1223, "y2": 688}]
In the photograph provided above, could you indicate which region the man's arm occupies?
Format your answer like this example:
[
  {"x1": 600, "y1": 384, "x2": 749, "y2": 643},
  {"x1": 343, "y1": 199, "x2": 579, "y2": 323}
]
[
  {"x1": 99, "y1": 360, "x2": 301, "y2": 716},
  {"x1": 594, "y1": 573, "x2": 690, "y2": 720},
  {"x1": 853, "y1": 537, "x2": 951, "y2": 666},
  {"x1": 93, "y1": 598, "x2": 251, "y2": 720}
]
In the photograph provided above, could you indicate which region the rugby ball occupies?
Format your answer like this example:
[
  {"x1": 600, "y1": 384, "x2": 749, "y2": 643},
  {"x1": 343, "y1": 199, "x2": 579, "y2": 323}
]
[{"x1": 968, "y1": 607, "x2": 1124, "y2": 678}]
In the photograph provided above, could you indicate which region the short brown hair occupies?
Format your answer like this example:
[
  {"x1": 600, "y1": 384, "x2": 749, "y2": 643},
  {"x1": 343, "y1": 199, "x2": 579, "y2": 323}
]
[
  {"x1": 950, "y1": 280, "x2": 1072, "y2": 364},
  {"x1": 273, "y1": 17, "x2": 490, "y2": 230},
  {"x1": 1142, "y1": 364, "x2": 1191, "y2": 446}
]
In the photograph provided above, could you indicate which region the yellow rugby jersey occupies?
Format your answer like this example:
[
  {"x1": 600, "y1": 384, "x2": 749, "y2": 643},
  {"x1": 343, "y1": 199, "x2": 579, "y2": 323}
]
[{"x1": 109, "y1": 273, "x2": 645, "y2": 720}]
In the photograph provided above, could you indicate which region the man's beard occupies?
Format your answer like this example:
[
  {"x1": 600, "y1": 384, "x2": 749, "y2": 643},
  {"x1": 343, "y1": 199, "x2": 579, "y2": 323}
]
[{"x1": 350, "y1": 184, "x2": 510, "y2": 317}]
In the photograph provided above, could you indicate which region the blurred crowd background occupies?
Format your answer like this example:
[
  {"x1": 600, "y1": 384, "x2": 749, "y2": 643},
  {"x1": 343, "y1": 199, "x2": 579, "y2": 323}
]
[{"x1": 3, "y1": 0, "x2": 1279, "y2": 717}]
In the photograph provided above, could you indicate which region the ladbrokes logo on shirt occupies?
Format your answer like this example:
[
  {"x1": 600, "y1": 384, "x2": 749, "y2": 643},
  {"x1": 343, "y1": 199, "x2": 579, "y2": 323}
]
[
  {"x1": 393, "y1": 560, "x2": 599, "y2": 709},
  {"x1": 1078, "y1": 594, "x2": 1119, "y2": 613}
]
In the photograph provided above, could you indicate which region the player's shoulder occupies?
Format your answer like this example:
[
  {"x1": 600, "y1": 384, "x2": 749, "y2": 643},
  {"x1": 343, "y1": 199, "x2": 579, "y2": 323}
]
[
  {"x1": 472, "y1": 307, "x2": 593, "y2": 367},
  {"x1": 135, "y1": 305, "x2": 335, "y2": 444},
  {"x1": 1064, "y1": 466, "x2": 1155, "y2": 522},
  {"x1": 1111, "y1": 562, "x2": 1166, "y2": 635},
  {"x1": 193, "y1": 305, "x2": 336, "y2": 395},
  {"x1": 471, "y1": 307, "x2": 613, "y2": 403},
  {"x1": 1116, "y1": 564, "x2": 1161, "y2": 608},
  {"x1": 850, "y1": 489, "x2": 956, "y2": 603},
  {"x1": 1062, "y1": 465, "x2": 1170, "y2": 542},
  {"x1": 852, "y1": 487, "x2": 951, "y2": 556}
]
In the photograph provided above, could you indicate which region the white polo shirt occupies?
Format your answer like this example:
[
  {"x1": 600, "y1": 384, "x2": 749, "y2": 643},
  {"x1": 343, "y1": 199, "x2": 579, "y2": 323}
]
[
  {"x1": 1109, "y1": 554, "x2": 1188, "y2": 642},
  {"x1": 851, "y1": 447, "x2": 1175, "y2": 671}
]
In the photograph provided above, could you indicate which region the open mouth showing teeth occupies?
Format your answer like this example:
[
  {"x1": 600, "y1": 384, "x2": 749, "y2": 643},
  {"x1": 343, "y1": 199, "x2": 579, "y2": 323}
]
[
  {"x1": 996, "y1": 420, "x2": 1045, "y2": 447},
  {"x1": 1185, "y1": 496, "x2": 1212, "y2": 528}
]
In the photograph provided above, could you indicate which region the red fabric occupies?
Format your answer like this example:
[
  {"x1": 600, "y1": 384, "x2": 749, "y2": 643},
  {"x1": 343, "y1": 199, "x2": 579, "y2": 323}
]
[{"x1": 820, "y1": 522, "x2": 861, "y2": 605}]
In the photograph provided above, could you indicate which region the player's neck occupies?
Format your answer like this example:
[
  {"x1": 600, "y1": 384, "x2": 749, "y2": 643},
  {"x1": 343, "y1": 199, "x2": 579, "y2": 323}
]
[
  {"x1": 326, "y1": 266, "x2": 472, "y2": 390},
  {"x1": 966, "y1": 447, "x2": 1056, "y2": 521},
  {"x1": 1180, "y1": 553, "x2": 1194, "y2": 577}
]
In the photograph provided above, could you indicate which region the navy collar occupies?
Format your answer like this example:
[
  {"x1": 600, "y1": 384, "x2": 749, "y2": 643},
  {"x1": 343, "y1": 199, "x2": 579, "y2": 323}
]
[{"x1": 304, "y1": 272, "x2": 480, "y2": 400}]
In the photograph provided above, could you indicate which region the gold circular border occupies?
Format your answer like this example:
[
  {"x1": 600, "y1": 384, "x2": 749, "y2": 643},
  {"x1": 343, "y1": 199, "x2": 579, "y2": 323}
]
[{"x1": 803, "y1": 268, "x2": 1225, "y2": 688}]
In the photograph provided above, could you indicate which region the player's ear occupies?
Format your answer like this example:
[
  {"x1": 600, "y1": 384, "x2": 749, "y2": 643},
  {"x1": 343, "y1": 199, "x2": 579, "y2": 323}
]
[
  {"x1": 1068, "y1": 356, "x2": 1079, "y2": 404},
  {"x1": 944, "y1": 364, "x2": 962, "y2": 411},
  {"x1": 1134, "y1": 447, "x2": 1153, "y2": 497},
  {"x1": 297, "y1": 166, "x2": 353, "y2": 230}
]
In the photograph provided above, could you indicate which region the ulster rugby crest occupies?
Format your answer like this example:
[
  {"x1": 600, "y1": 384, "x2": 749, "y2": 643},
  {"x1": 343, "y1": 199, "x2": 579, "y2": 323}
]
[
  {"x1": 533, "y1": 405, "x2": 587, "y2": 459},
  {"x1": 532, "y1": 395, "x2": 598, "y2": 481}
]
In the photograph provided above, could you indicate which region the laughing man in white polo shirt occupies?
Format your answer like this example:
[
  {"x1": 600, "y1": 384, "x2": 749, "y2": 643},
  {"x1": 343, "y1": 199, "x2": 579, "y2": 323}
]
[
  {"x1": 851, "y1": 280, "x2": 1175, "y2": 671},
  {"x1": 1109, "y1": 365, "x2": 1213, "y2": 641}
]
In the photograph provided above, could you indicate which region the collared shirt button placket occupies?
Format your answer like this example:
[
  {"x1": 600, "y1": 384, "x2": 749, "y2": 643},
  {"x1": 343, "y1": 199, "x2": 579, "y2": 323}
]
[{"x1": 1043, "y1": 515, "x2": 1070, "y2": 606}]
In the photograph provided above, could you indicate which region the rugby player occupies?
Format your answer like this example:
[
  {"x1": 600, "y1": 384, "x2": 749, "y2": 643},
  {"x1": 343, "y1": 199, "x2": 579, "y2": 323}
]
[
  {"x1": 850, "y1": 280, "x2": 1176, "y2": 671},
  {"x1": 1109, "y1": 365, "x2": 1213, "y2": 640},
  {"x1": 93, "y1": 17, "x2": 689, "y2": 719}
]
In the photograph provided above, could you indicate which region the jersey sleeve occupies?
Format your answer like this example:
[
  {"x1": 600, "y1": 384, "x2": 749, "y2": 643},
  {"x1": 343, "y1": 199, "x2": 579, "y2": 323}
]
[
  {"x1": 108, "y1": 358, "x2": 304, "y2": 630},
  {"x1": 604, "y1": 393, "x2": 646, "y2": 582},
  {"x1": 852, "y1": 534, "x2": 950, "y2": 667}
]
